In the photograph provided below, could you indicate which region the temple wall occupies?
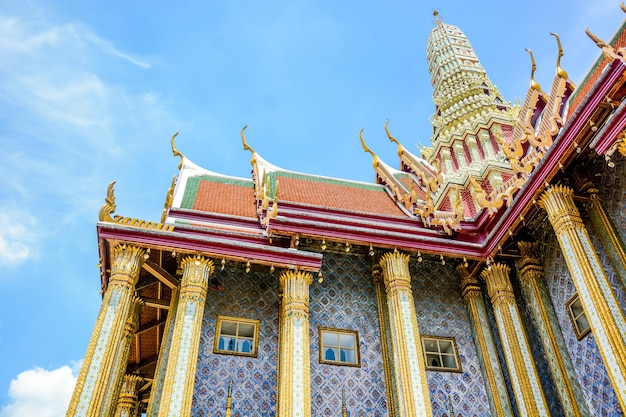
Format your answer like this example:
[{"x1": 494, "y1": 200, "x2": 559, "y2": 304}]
[
  {"x1": 191, "y1": 267, "x2": 280, "y2": 417},
  {"x1": 409, "y1": 259, "x2": 491, "y2": 417},
  {"x1": 532, "y1": 204, "x2": 623, "y2": 416},
  {"x1": 309, "y1": 252, "x2": 388, "y2": 416}
]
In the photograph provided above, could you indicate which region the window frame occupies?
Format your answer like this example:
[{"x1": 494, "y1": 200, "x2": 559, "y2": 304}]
[
  {"x1": 213, "y1": 316, "x2": 260, "y2": 358},
  {"x1": 421, "y1": 335, "x2": 462, "y2": 373},
  {"x1": 566, "y1": 293, "x2": 591, "y2": 340},
  {"x1": 318, "y1": 327, "x2": 361, "y2": 367}
]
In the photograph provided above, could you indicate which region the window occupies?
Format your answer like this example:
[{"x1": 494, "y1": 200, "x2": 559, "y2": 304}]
[
  {"x1": 319, "y1": 327, "x2": 360, "y2": 366},
  {"x1": 422, "y1": 336, "x2": 462, "y2": 372},
  {"x1": 214, "y1": 316, "x2": 260, "y2": 357},
  {"x1": 567, "y1": 294, "x2": 591, "y2": 340}
]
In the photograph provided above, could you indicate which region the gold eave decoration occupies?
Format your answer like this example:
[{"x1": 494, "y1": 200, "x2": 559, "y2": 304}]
[{"x1": 99, "y1": 181, "x2": 175, "y2": 232}]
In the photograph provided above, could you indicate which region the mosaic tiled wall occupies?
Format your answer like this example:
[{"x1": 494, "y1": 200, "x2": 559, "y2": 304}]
[
  {"x1": 409, "y1": 258, "x2": 491, "y2": 417},
  {"x1": 191, "y1": 266, "x2": 280, "y2": 417},
  {"x1": 309, "y1": 252, "x2": 388, "y2": 417},
  {"x1": 532, "y1": 212, "x2": 623, "y2": 416}
]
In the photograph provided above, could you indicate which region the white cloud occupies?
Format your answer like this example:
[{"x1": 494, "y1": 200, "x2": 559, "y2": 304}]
[
  {"x1": 0, "y1": 210, "x2": 38, "y2": 267},
  {"x1": 0, "y1": 365, "x2": 77, "y2": 417}
]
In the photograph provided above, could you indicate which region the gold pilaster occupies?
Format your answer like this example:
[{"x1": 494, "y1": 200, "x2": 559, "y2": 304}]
[
  {"x1": 158, "y1": 255, "x2": 214, "y2": 417},
  {"x1": 277, "y1": 270, "x2": 312, "y2": 417},
  {"x1": 457, "y1": 265, "x2": 513, "y2": 417},
  {"x1": 66, "y1": 244, "x2": 145, "y2": 417},
  {"x1": 482, "y1": 263, "x2": 551, "y2": 416},
  {"x1": 540, "y1": 185, "x2": 626, "y2": 410},
  {"x1": 373, "y1": 264, "x2": 397, "y2": 417},
  {"x1": 145, "y1": 289, "x2": 179, "y2": 417},
  {"x1": 114, "y1": 374, "x2": 143, "y2": 417},
  {"x1": 517, "y1": 241, "x2": 590, "y2": 417},
  {"x1": 379, "y1": 252, "x2": 432, "y2": 417}
]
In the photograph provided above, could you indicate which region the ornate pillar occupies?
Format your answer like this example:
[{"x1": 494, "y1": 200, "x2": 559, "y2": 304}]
[
  {"x1": 372, "y1": 264, "x2": 397, "y2": 417},
  {"x1": 379, "y1": 252, "x2": 432, "y2": 417},
  {"x1": 66, "y1": 244, "x2": 145, "y2": 417},
  {"x1": 145, "y1": 288, "x2": 179, "y2": 417},
  {"x1": 456, "y1": 265, "x2": 513, "y2": 417},
  {"x1": 540, "y1": 184, "x2": 626, "y2": 410},
  {"x1": 516, "y1": 241, "x2": 591, "y2": 417},
  {"x1": 482, "y1": 263, "x2": 551, "y2": 416},
  {"x1": 158, "y1": 255, "x2": 214, "y2": 417},
  {"x1": 277, "y1": 270, "x2": 313, "y2": 417},
  {"x1": 114, "y1": 374, "x2": 143, "y2": 417}
]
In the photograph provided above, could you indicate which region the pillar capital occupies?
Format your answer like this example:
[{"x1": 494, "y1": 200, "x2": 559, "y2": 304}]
[
  {"x1": 516, "y1": 241, "x2": 544, "y2": 285},
  {"x1": 481, "y1": 263, "x2": 514, "y2": 306},
  {"x1": 279, "y1": 270, "x2": 313, "y2": 318},
  {"x1": 109, "y1": 244, "x2": 146, "y2": 289},
  {"x1": 179, "y1": 255, "x2": 214, "y2": 301},
  {"x1": 114, "y1": 374, "x2": 143, "y2": 417},
  {"x1": 538, "y1": 185, "x2": 584, "y2": 233},
  {"x1": 457, "y1": 264, "x2": 481, "y2": 299},
  {"x1": 379, "y1": 251, "x2": 411, "y2": 292}
]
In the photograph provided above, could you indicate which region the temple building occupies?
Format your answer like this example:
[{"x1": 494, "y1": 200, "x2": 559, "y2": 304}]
[{"x1": 66, "y1": 7, "x2": 626, "y2": 417}]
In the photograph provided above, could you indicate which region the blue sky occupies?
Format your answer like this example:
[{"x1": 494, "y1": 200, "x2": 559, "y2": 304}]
[{"x1": 0, "y1": 0, "x2": 623, "y2": 415}]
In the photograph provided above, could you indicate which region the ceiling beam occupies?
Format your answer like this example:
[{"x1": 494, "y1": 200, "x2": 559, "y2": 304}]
[
  {"x1": 136, "y1": 318, "x2": 167, "y2": 335},
  {"x1": 142, "y1": 297, "x2": 170, "y2": 310},
  {"x1": 142, "y1": 260, "x2": 180, "y2": 289}
]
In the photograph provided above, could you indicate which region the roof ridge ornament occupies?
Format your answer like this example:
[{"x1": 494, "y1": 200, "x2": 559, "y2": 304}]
[
  {"x1": 170, "y1": 132, "x2": 184, "y2": 170},
  {"x1": 585, "y1": 28, "x2": 622, "y2": 61},
  {"x1": 99, "y1": 181, "x2": 116, "y2": 221},
  {"x1": 550, "y1": 33, "x2": 568, "y2": 79},
  {"x1": 433, "y1": 9, "x2": 441, "y2": 25},
  {"x1": 384, "y1": 119, "x2": 404, "y2": 159},
  {"x1": 241, "y1": 125, "x2": 258, "y2": 166},
  {"x1": 525, "y1": 48, "x2": 541, "y2": 91},
  {"x1": 622, "y1": 2, "x2": 626, "y2": 13},
  {"x1": 359, "y1": 129, "x2": 379, "y2": 168}
]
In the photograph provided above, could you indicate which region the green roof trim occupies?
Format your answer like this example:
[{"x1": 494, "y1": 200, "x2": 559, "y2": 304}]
[
  {"x1": 570, "y1": 20, "x2": 626, "y2": 104},
  {"x1": 266, "y1": 171, "x2": 383, "y2": 198},
  {"x1": 180, "y1": 175, "x2": 253, "y2": 209}
]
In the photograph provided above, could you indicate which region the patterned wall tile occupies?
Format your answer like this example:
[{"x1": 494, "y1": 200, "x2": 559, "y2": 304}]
[
  {"x1": 409, "y1": 258, "x2": 491, "y2": 417},
  {"x1": 309, "y1": 252, "x2": 388, "y2": 417},
  {"x1": 191, "y1": 266, "x2": 280, "y2": 417}
]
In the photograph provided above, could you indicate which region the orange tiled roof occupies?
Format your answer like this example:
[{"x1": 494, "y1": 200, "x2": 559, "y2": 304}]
[{"x1": 181, "y1": 175, "x2": 258, "y2": 219}]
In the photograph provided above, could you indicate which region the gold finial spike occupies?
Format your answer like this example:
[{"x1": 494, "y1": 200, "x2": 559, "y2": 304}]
[
  {"x1": 241, "y1": 125, "x2": 256, "y2": 154},
  {"x1": 550, "y1": 32, "x2": 568, "y2": 79},
  {"x1": 433, "y1": 9, "x2": 441, "y2": 24},
  {"x1": 170, "y1": 132, "x2": 184, "y2": 170},
  {"x1": 359, "y1": 129, "x2": 379, "y2": 168},
  {"x1": 585, "y1": 28, "x2": 621, "y2": 61},
  {"x1": 525, "y1": 48, "x2": 541, "y2": 90},
  {"x1": 225, "y1": 379, "x2": 233, "y2": 417},
  {"x1": 99, "y1": 181, "x2": 116, "y2": 221}
]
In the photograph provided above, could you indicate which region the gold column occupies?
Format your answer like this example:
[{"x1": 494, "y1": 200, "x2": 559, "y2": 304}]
[
  {"x1": 158, "y1": 255, "x2": 214, "y2": 417},
  {"x1": 540, "y1": 185, "x2": 626, "y2": 410},
  {"x1": 114, "y1": 374, "x2": 143, "y2": 417},
  {"x1": 456, "y1": 265, "x2": 513, "y2": 417},
  {"x1": 277, "y1": 270, "x2": 313, "y2": 417},
  {"x1": 516, "y1": 241, "x2": 590, "y2": 417},
  {"x1": 379, "y1": 252, "x2": 432, "y2": 417},
  {"x1": 482, "y1": 263, "x2": 551, "y2": 416},
  {"x1": 373, "y1": 265, "x2": 397, "y2": 417},
  {"x1": 145, "y1": 288, "x2": 179, "y2": 417},
  {"x1": 66, "y1": 244, "x2": 145, "y2": 417}
]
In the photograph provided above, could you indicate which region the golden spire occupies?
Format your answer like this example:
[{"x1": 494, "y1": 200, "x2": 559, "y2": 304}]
[
  {"x1": 550, "y1": 33, "x2": 568, "y2": 79},
  {"x1": 525, "y1": 49, "x2": 541, "y2": 90},
  {"x1": 433, "y1": 9, "x2": 441, "y2": 24},
  {"x1": 359, "y1": 129, "x2": 379, "y2": 168},
  {"x1": 99, "y1": 181, "x2": 116, "y2": 221},
  {"x1": 170, "y1": 132, "x2": 184, "y2": 170}
]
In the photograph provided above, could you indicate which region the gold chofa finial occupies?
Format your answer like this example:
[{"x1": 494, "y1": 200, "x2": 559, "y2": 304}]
[
  {"x1": 550, "y1": 33, "x2": 568, "y2": 79},
  {"x1": 99, "y1": 181, "x2": 116, "y2": 221},
  {"x1": 585, "y1": 28, "x2": 621, "y2": 61},
  {"x1": 170, "y1": 132, "x2": 184, "y2": 170},
  {"x1": 241, "y1": 125, "x2": 256, "y2": 154},
  {"x1": 384, "y1": 119, "x2": 404, "y2": 158},
  {"x1": 525, "y1": 48, "x2": 541, "y2": 90},
  {"x1": 359, "y1": 129, "x2": 379, "y2": 168},
  {"x1": 621, "y1": 2, "x2": 626, "y2": 13}
]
